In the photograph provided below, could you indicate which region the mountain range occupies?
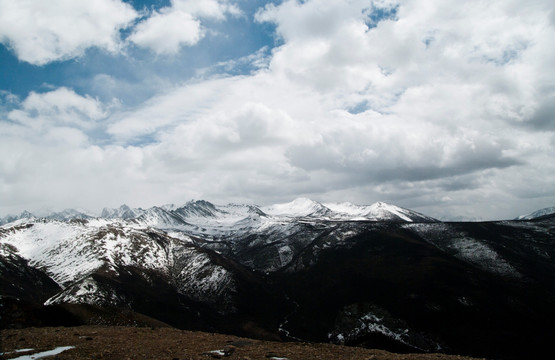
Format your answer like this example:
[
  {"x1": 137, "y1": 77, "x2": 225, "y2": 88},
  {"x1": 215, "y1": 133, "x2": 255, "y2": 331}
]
[
  {"x1": 1, "y1": 199, "x2": 554, "y2": 360},
  {"x1": 0, "y1": 198, "x2": 437, "y2": 226}
]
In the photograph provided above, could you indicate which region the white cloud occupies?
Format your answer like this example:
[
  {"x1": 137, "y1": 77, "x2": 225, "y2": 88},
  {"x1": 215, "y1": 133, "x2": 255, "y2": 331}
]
[
  {"x1": 109, "y1": 0, "x2": 555, "y2": 218},
  {"x1": 173, "y1": 0, "x2": 241, "y2": 19},
  {"x1": 129, "y1": 0, "x2": 241, "y2": 54},
  {"x1": 1, "y1": 0, "x2": 555, "y2": 220},
  {"x1": 0, "y1": 0, "x2": 137, "y2": 65},
  {"x1": 128, "y1": 9, "x2": 203, "y2": 54},
  {"x1": 7, "y1": 87, "x2": 106, "y2": 131}
]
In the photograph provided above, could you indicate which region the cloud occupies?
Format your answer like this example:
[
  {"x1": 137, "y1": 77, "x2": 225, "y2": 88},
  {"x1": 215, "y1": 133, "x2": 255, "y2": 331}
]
[
  {"x1": 7, "y1": 87, "x2": 106, "y2": 131},
  {"x1": 172, "y1": 0, "x2": 241, "y2": 19},
  {"x1": 107, "y1": 0, "x2": 554, "y2": 218},
  {"x1": 525, "y1": 96, "x2": 555, "y2": 130},
  {"x1": 128, "y1": 9, "x2": 203, "y2": 54},
  {"x1": 1, "y1": 0, "x2": 555, "y2": 220},
  {"x1": 285, "y1": 116, "x2": 520, "y2": 184},
  {"x1": 0, "y1": 0, "x2": 137, "y2": 65},
  {"x1": 129, "y1": 0, "x2": 241, "y2": 54}
]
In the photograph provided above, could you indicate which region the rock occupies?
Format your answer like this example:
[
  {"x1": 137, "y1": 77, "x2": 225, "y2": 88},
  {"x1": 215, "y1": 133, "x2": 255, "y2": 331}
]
[{"x1": 222, "y1": 345, "x2": 236, "y2": 356}]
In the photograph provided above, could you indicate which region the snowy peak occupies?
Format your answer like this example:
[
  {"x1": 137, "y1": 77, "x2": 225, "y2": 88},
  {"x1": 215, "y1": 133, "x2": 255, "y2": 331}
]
[
  {"x1": 259, "y1": 198, "x2": 435, "y2": 222},
  {"x1": 0, "y1": 199, "x2": 436, "y2": 228},
  {"x1": 46, "y1": 208, "x2": 95, "y2": 222},
  {"x1": 364, "y1": 202, "x2": 433, "y2": 222},
  {"x1": 19, "y1": 210, "x2": 35, "y2": 219},
  {"x1": 0, "y1": 210, "x2": 37, "y2": 226},
  {"x1": 0, "y1": 209, "x2": 94, "y2": 226},
  {"x1": 174, "y1": 200, "x2": 219, "y2": 218},
  {"x1": 100, "y1": 204, "x2": 145, "y2": 220},
  {"x1": 517, "y1": 205, "x2": 555, "y2": 220},
  {"x1": 324, "y1": 201, "x2": 437, "y2": 222},
  {"x1": 132, "y1": 206, "x2": 188, "y2": 227},
  {"x1": 222, "y1": 203, "x2": 266, "y2": 217},
  {"x1": 261, "y1": 198, "x2": 332, "y2": 218}
]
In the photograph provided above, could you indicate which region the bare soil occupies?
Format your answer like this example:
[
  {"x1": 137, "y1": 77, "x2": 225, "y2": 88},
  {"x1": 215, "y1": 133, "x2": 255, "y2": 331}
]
[{"x1": 0, "y1": 326, "x2": 487, "y2": 360}]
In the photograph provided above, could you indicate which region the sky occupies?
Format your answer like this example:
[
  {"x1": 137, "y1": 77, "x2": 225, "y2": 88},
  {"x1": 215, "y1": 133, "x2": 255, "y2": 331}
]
[{"x1": 0, "y1": 0, "x2": 554, "y2": 220}]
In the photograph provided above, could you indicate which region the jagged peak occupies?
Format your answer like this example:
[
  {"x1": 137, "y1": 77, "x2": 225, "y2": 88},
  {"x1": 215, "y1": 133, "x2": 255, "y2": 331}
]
[
  {"x1": 1, "y1": 199, "x2": 437, "y2": 226},
  {"x1": 19, "y1": 210, "x2": 35, "y2": 218},
  {"x1": 186, "y1": 199, "x2": 217, "y2": 208}
]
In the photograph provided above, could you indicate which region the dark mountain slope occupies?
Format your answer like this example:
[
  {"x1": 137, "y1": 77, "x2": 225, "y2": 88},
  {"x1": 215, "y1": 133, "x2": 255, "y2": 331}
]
[{"x1": 273, "y1": 221, "x2": 555, "y2": 360}]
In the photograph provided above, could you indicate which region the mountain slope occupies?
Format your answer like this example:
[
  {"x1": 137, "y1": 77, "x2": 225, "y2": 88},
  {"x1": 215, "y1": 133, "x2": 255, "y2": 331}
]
[
  {"x1": 1, "y1": 201, "x2": 554, "y2": 360},
  {"x1": 324, "y1": 201, "x2": 437, "y2": 222},
  {"x1": 517, "y1": 205, "x2": 555, "y2": 220},
  {"x1": 273, "y1": 220, "x2": 555, "y2": 359}
]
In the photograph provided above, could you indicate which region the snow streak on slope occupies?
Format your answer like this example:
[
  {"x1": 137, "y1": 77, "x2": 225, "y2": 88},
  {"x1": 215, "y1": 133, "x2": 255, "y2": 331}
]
[
  {"x1": 403, "y1": 223, "x2": 520, "y2": 277},
  {"x1": 45, "y1": 276, "x2": 125, "y2": 306},
  {"x1": 449, "y1": 237, "x2": 519, "y2": 277},
  {"x1": 168, "y1": 242, "x2": 237, "y2": 313}
]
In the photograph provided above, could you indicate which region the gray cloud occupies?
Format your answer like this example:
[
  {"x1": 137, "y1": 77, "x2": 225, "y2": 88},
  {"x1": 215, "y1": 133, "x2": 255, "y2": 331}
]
[{"x1": 526, "y1": 98, "x2": 555, "y2": 130}]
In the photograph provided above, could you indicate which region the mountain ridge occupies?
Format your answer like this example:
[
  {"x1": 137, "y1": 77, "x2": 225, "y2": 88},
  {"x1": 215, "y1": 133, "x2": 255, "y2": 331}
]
[
  {"x1": 4, "y1": 199, "x2": 553, "y2": 226},
  {"x1": 1, "y1": 200, "x2": 554, "y2": 359},
  {"x1": 516, "y1": 205, "x2": 555, "y2": 220},
  {"x1": 0, "y1": 198, "x2": 437, "y2": 227}
]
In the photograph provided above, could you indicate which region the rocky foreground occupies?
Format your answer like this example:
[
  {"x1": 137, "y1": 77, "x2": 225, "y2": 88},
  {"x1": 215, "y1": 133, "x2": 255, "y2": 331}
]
[{"x1": 0, "y1": 326, "x2": 485, "y2": 360}]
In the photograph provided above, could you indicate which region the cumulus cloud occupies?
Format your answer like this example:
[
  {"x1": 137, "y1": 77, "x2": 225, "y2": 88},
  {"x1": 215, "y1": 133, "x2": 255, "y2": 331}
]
[
  {"x1": 0, "y1": 0, "x2": 137, "y2": 65},
  {"x1": 7, "y1": 87, "x2": 106, "y2": 131},
  {"x1": 128, "y1": 9, "x2": 203, "y2": 54},
  {"x1": 129, "y1": 0, "x2": 241, "y2": 54},
  {"x1": 1, "y1": 0, "x2": 555, "y2": 220},
  {"x1": 107, "y1": 0, "x2": 555, "y2": 218}
]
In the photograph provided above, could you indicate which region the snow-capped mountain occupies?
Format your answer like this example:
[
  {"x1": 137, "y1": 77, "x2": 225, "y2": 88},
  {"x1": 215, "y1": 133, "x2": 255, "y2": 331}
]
[
  {"x1": 261, "y1": 198, "x2": 437, "y2": 222},
  {"x1": 517, "y1": 205, "x2": 555, "y2": 220},
  {"x1": 324, "y1": 201, "x2": 437, "y2": 222},
  {"x1": 124, "y1": 197, "x2": 437, "y2": 226},
  {"x1": 0, "y1": 210, "x2": 36, "y2": 226},
  {"x1": 1, "y1": 201, "x2": 555, "y2": 360},
  {"x1": 262, "y1": 198, "x2": 333, "y2": 218},
  {"x1": 0, "y1": 198, "x2": 435, "y2": 228},
  {"x1": 100, "y1": 204, "x2": 146, "y2": 220},
  {"x1": 0, "y1": 219, "x2": 240, "y2": 317},
  {"x1": 44, "y1": 208, "x2": 96, "y2": 222}
]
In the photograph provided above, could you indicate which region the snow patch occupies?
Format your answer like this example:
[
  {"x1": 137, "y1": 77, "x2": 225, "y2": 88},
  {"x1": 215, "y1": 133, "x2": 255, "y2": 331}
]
[
  {"x1": 449, "y1": 238, "x2": 520, "y2": 277},
  {"x1": 9, "y1": 346, "x2": 74, "y2": 360},
  {"x1": 45, "y1": 277, "x2": 124, "y2": 306},
  {"x1": 332, "y1": 311, "x2": 413, "y2": 347}
]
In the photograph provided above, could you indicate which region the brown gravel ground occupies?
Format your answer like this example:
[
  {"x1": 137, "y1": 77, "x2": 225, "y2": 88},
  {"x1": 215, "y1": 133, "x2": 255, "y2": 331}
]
[{"x1": 0, "y1": 326, "x2": 487, "y2": 360}]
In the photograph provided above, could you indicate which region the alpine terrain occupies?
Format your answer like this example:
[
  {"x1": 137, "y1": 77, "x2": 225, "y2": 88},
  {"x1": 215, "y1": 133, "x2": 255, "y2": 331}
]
[{"x1": 1, "y1": 198, "x2": 554, "y2": 360}]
